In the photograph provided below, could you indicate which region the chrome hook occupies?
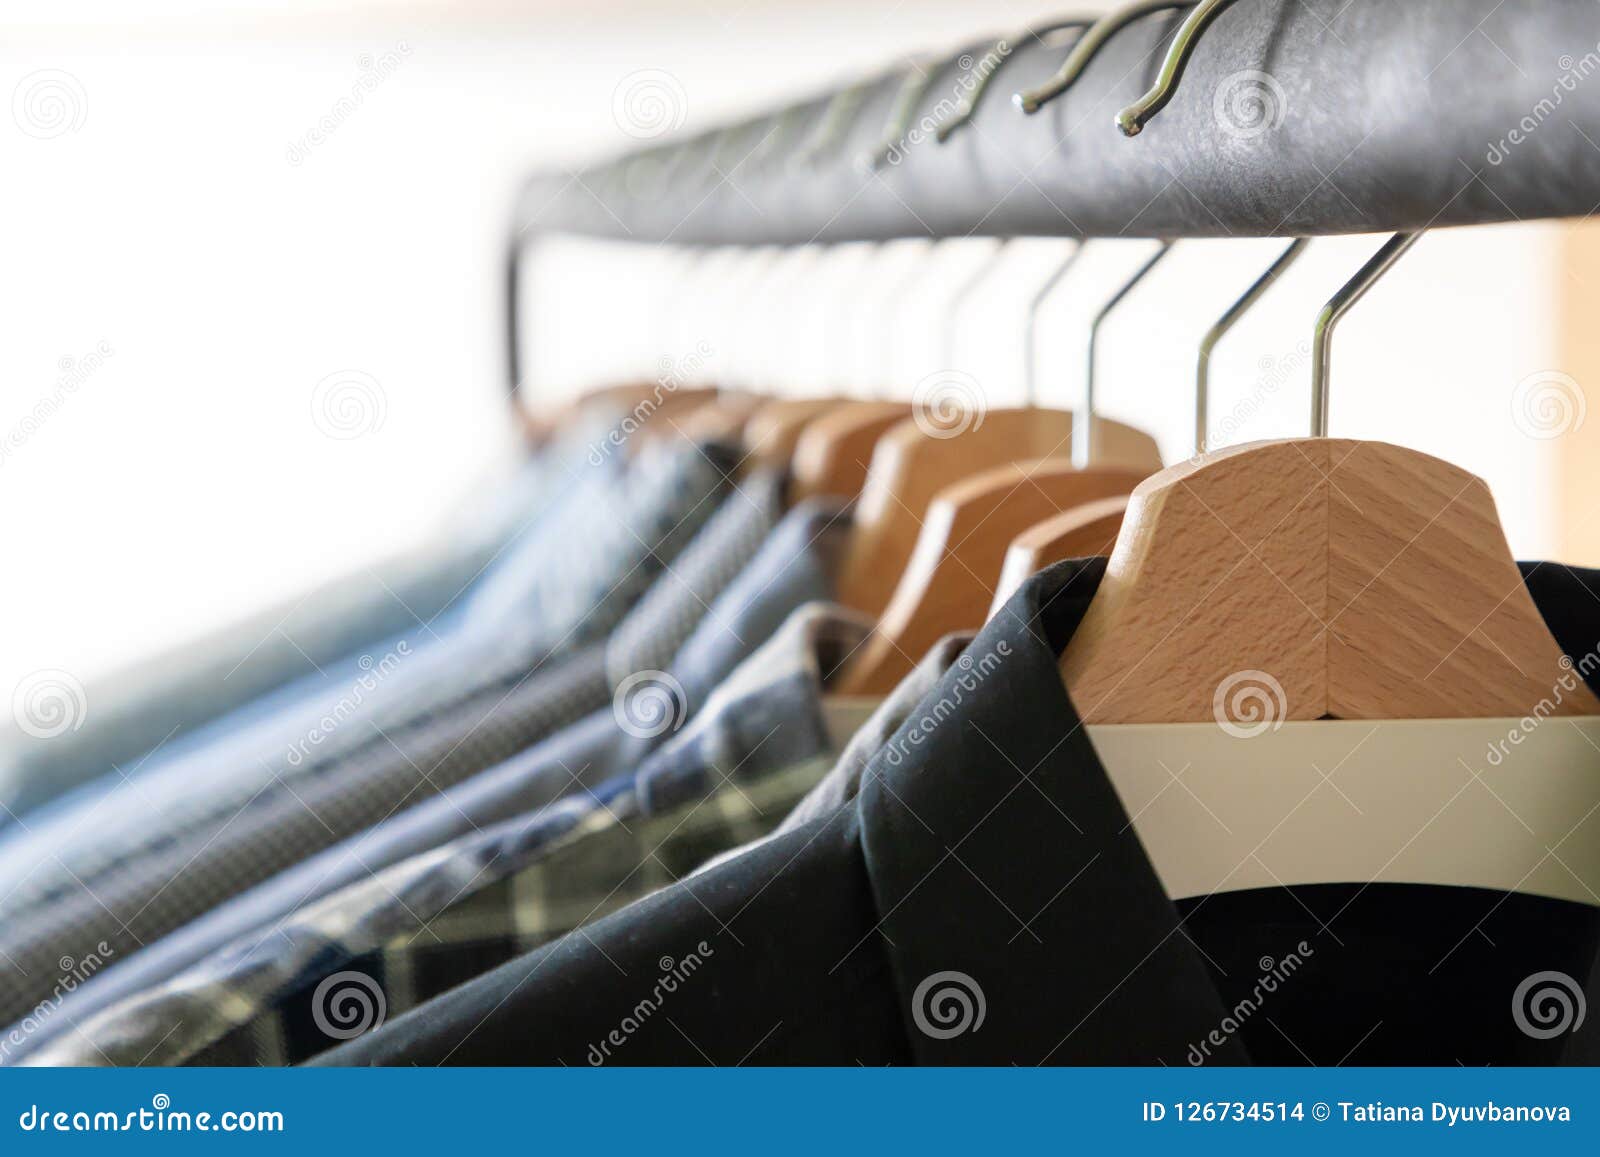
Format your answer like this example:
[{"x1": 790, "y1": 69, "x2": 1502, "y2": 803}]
[
  {"x1": 1015, "y1": 0, "x2": 1192, "y2": 115},
  {"x1": 1023, "y1": 242, "x2": 1087, "y2": 407},
  {"x1": 1117, "y1": 0, "x2": 1241, "y2": 136},
  {"x1": 795, "y1": 75, "x2": 885, "y2": 170},
  {"x1": 1311, "y1": 232, "x2": 1420, "y2": 437},
  {"x1": 936, "y1": 18, "x2": 1094, "y2": 143},
  {"x1": 864, "y1": 52, "x2": 959, "y2": 170},
  {"x1": 1079, "y1": 241, "x2": 1174, "y2": 465},
  {"x1": 1196, "y1": 238, "x2": 1307, "y2": 453}
]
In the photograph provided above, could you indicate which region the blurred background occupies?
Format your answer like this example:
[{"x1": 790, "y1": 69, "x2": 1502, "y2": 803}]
[{"x1": 4, "y1": 0, "x2": 1598, "y2": 699}]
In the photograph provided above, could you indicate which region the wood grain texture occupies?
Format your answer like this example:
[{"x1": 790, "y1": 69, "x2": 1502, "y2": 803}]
[
  {"x1": 838, "y1": 460, "x2": 1148, "y2": 695},
  {"x1": 836, "y1": 408, "x2": 1162, "y2": 618},
  {"x1": 1060, "y1": 438, "x2": 1600, "y2": 721},
  {"x1": 988, "y1": 495, "x2": 1129, "y2": 618},
  {"x1": 789, "y1": 402, "x2": 912, "y2": 504}
]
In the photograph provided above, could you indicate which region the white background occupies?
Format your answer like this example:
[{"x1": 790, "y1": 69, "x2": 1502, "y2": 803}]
[{"x1": 0, "y1": 0, "x2": 1581, "y2": 697}]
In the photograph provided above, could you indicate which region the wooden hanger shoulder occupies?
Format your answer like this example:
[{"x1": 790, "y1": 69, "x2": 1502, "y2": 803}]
[
  {"x1": 989, "y1": 495, "x2": 1130, "y2": 618},
  {"x1": 638, "y1": 391, "x2": 768, "y2": 448},
  {"x1": 742, "y1": 397, "x2": 847, "y2": 471},
  {"x1": 836, "y1": 408, "x2": 1162, "y2": 618},
  {"x1": 838, "y1": 459, "x2": 1149, "y2": 695},
  {"x1": 788, "y1": 401, "x2": 912, "y2": 504},
  {"x1": 524, "y1": 384, "x2": 717, "y2": 445},
  {"x1": 1060, "y1": 438, "x2": 1600, "y2": 722}
]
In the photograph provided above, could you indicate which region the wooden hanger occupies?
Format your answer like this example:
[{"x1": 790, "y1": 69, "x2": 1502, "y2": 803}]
[
  {"x1": 742, "y1": 397, "x2": 849, "y2": 471},
  {"x1": 836, "y1": 409, "x2": 1160, "y2": 618},
  {"x1": 1060, "y1": 436, "x2": 1600, "y2": 720},
  {"x1": 654, "y1": 391, "x2": 769, "y2": 447},
  {"x1": 836, "y1": 240, "x2": 1170, "y2": 618},
  {"x1": 985, "y1": 239, "x2": 1307, "y2": 616},
  {"x1": 788, "y1": 402, "x2": 912, "y2": 502},
  {"x1": 1060, "y1": 233, "x2": 1600, "y2": 721},
  {"x1": 839, "y1": 458, "x2": 1148, "y2": 694},
  {"x1": 988, "y1": 495, "x2": 1129, "y2": 617}
]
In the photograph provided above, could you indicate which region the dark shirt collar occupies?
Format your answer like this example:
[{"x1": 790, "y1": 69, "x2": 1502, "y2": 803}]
[
  {"x1": 855, "y1": 557, "x2": 1251, "y2": 1065},
  {"x1": 857, "y1": 556, "x2": 1600, "y2": 1065}
]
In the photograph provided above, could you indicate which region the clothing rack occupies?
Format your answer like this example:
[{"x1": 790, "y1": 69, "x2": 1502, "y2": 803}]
[{"x1": 505, "y1": 0, "x2": 1600, "y2": 398}]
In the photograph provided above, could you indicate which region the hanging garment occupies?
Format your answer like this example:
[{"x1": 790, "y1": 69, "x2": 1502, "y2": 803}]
[
  {"x1": 21, "y1": 603, "x2": 873, "y2": 1066},
  {"x1": 314, "y1": 558, "x2": 1600, "y2": 1066},
  {"x1": 0, "y1": 440, "x2": 742, "y2": 1030},
  {"x1": 1, "y1": 496, "x2": 852, "y2": 1062},
  {"x1": 0, "y1": 406, "x2": 627, "y2": 827},
  {"x1": 694, "y1": 629, "x2": 974, "y2": 875}
]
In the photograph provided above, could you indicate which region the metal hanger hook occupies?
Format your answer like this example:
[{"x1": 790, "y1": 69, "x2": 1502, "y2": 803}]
[
  {"x1": 1078, "y1": 241, "x2": 1174, "y2": 466},
  {"x1": 864, "y1": 49, "x2": 970, "y2": 170},
  {"x1": 1195, "y1": 238, "x2": 1307, "y2": 455},
  {"x1": 936, "y1": 18, "x2": 1094, "y2": 143},
  {"x1": 1311, "y1": 232, "x2": 1421, "y2": 437},
  {"x1": 1116, "y1": 0, "x2": 1240, "y2": 136},
  {"x1": 1015, "y1": 0, "x2": 1192, "y2": 116}
]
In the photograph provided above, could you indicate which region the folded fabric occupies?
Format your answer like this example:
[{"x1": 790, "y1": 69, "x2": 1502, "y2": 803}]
[
  {"x1": 23, "y1": 600, "x2": 870, "y2": 1065},
  {"x1": 0, "y1": 407, "x2": 625, "y2": 827},
  {"x1": 1, "y1": 493, "x2": 851, "y2": 1061},
  {"x1": 694, "y1": 628, "x2": 973, "y2": 877},
  {"x1": 0, "y1": 440, "x2": 740, "y2": 1030}
]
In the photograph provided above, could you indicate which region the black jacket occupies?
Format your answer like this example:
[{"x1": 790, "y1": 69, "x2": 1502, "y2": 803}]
[{"x1": 322, "y1": 559, "x2": 1600, "y2": 1066}]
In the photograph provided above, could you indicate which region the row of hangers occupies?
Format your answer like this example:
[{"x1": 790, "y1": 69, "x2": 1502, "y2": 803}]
[{"x1": 526, "y1": 1, "x2": 1600, "y2": 908}]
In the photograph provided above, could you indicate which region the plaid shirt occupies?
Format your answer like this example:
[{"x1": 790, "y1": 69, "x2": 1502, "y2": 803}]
[
  {"x1": 0, "y1": 441, "x2": 742, "y2": 1033},
  {"x1": 23, "y1": 605, "x2": 870, "y2": 1067}
]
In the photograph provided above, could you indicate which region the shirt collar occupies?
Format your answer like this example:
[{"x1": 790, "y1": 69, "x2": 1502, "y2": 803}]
[
  {"x1": 855, "y1": 557, "x2": 1250, "y2": 1066},
  {"x1": 779, "y1": 631, "x2": 974, "y2": 836},
  {"x1": 636, "y1": 601, "x2": 871, "y2": 815}
]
